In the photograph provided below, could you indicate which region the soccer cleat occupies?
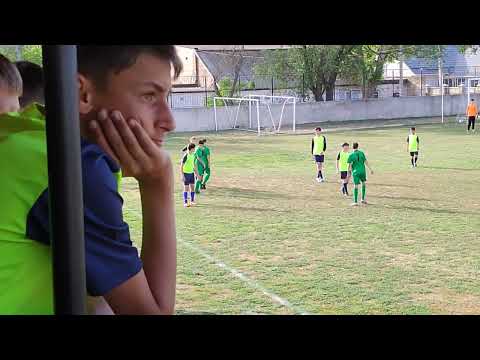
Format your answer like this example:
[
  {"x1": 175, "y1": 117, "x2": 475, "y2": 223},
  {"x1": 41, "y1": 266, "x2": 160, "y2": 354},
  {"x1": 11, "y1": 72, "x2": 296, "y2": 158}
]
[
  {"x1": 184, "y1": 202, "x2": 190, "y2": 208},
  {"x1": 319, "y1": 178, "x2": 325, "y2": 183},
  {"x1": 361, "y1": 200, "x2": 368, "y2": 204},
  {"x1": 344, "y1": 192, "x2": 349, "y2": 197},
  {"x1": 350, "y1": 202, "x2": 359, "y2": 206},
  {"x1": 201, "y1": 184, "x2": 206, "y2": 190},
  {"x1": 191, "y1": 201, "x2": 196, "y2": 206},
  {"x1": 316, "y1": 177, "x2": 321, "y2": 183}
]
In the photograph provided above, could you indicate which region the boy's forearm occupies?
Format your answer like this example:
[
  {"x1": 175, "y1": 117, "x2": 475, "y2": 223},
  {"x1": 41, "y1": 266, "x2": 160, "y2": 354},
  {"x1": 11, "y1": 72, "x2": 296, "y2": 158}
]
[{"x1": 139, "y1": 174, "x2": 177, "y2": 314}]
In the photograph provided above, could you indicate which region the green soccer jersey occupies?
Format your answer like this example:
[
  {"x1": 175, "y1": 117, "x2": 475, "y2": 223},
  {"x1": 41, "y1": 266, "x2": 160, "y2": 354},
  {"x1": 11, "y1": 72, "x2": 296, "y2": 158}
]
[
  {"x1": 195, "y1": 147, "x2": 209, "y2": 168},
  {"x1": 204, "y1": 146, "x2": 211, "y2": 167},
  {"x1": 347, "y1": 150, "x2": 367, "y2": 175}
]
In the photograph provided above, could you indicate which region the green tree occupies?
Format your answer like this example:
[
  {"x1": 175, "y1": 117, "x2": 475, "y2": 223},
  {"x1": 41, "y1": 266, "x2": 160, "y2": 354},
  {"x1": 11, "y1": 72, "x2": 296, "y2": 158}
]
[
  {"x1": 0, "y1": 45, "x2": 42, "y2": 64},
  {"x1": 256, "y1": 45, "x2": 356, "y2": 101},
  {"x1": 340, "y1": 45, "x2": 467, "y2": 99}
]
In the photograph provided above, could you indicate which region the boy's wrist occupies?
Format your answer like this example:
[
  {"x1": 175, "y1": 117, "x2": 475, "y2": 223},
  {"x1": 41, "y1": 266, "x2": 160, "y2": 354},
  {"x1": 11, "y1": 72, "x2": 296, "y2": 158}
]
[{"x1": 139, "y1": 166, "x2": 174, "y2": 191}]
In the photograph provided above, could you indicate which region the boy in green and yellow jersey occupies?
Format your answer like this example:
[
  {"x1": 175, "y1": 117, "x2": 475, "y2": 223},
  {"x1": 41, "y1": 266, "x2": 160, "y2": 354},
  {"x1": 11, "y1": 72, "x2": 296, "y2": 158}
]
[
  {"x1": 181, "y1": 143, "x2": 199, "y2": 207},
  {"x1": 336, "y1": 142, "x2": 351, "y2": 196},
  {"x1": 406, "y1": 127, "x2": 420, "y2": 168},
  {"x1": 311, "y1": 127, "x2": 327, "y2": 183},
  {"x1": 347, "y1": 142, "x2": 374, "y2": 206}
]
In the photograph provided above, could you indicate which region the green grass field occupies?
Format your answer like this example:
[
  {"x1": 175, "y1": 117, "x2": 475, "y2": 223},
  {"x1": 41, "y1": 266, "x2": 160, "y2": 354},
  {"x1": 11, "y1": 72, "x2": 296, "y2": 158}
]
[{"x1": 122, "y1": 120, "x2": 480, "y2": 315}]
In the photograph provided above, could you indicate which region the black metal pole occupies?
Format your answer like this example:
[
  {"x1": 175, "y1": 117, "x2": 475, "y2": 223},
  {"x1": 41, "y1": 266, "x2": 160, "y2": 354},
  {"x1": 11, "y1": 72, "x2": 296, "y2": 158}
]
[
  {"x1": 271, "y1": 76, "x2": 274, "y2": 98},
  {"x1": 42, "y1": 45, "x2": 87, "y2": 315},
  {"x1": 302, "y1": 73, "x2": 305, "y2": 102},
  {"x1": 420, "y1": 69, "x2": 423, "y2": 96},
  {"x1": 204, "y1": 77, "x2": 208, "y2": 107}
]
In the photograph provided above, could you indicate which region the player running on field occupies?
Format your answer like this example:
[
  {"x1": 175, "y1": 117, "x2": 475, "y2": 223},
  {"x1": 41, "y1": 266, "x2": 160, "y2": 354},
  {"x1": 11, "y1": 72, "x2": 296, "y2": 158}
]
[
  {"x1": 406, "y1": 127, "x2": 420, "y2": 168},
  {"x1": 311, "y1": 127, "x2": 327, "y2": 183},
  {"x1": 336, "y1": 142, "x2": 351, "y2": 196},
  {"x1": 347, "y1": 142, "x2": 373, "y2": 206}
]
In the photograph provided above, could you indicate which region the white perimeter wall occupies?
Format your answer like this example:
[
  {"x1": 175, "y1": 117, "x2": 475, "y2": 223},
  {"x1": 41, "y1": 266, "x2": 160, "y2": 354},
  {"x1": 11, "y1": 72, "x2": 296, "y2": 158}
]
[{"x1": 172, "y1": 94, "x2": 479, "y2": 132}]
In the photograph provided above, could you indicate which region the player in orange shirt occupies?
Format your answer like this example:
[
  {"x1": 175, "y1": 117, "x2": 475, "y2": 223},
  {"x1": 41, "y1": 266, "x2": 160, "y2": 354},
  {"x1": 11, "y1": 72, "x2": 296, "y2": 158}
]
[{"x1": 466, "y1": 98, "x2": 478, "y2": 134}]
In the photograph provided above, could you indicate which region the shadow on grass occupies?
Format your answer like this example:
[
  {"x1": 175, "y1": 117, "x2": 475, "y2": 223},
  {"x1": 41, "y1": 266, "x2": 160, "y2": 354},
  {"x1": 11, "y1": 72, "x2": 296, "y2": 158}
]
[
  {"x1": 421, "y1": 166, "x2": 479, "y2": 172},
  {"x1": 175, "y1": 310, "x2": 218, "y2": 315},
  {"x1": 370, "y1": 195, "x2": 432, "y2": 202},
  {"x1": 206, "y1": 203, "x2": 292, "y2": 213},
  {"x1": 369, "y1": 183, "x2": 416, "y2": 189},
  {"x1": 384, "y1": 204, "x2": 477, "y2": 216},
  {"x1": 208, "y1": 186, "x2": 294, "y2": 200}
]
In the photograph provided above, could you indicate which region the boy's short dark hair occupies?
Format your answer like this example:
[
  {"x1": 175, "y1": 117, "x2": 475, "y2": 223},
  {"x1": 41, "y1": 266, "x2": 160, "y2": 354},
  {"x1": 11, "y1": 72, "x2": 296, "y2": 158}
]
[
  {"x1": 342, "y1": 142, "x2": 349, "y2": 147},
  {"x1": 202, "y1": 138, "x2": 207, "y2": 143},
  {"x1": 471, "y1": 99, "x2": 475, "y2": 101},
  {"x1": 198, "y1": 140, "x2": 205, "y2": 145},
  {"x1": 315, "y1": 127, "x2": 322, "y2": 131},
  {"x1": 0, "y1": 54, "x2": 22, "y2": 95},
  {"x1": 411, "y1": 127, "x2": 416, "y2": 130},
  {"x1": 77, "y1": 46, "x2": 183, "y2": 90},
  {"x1": 188, "y1": 143, "x2": 196, "y2": 151},
  {"x1": 15, "y1": 61, "x2": 44, "y2": 107},
  {"x1": 353, "y1": 142, "x2": 359, "y2": 149}
]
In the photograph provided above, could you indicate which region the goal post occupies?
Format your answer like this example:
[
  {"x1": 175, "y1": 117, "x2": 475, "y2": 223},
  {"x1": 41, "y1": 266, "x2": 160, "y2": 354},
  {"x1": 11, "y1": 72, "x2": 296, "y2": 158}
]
[
  {"x1": 244, "y1": 94, "x2": 296, "y2": 133},
  {"x1": 213, "y1": 97, "x2": 261, "y2": 134}
]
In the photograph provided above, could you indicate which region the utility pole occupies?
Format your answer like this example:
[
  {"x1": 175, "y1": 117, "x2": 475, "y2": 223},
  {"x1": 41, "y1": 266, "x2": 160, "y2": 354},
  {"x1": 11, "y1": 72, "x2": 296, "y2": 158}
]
[{"x1": 399, "y1": 46, "x2": 404, "y2": 96}]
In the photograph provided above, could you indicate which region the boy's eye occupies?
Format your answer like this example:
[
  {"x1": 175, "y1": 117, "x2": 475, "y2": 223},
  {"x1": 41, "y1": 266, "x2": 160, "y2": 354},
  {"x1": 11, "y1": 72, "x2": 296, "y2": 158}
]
[{"x1": 142, "y1": 93, "x2": 156, "y2": 102}]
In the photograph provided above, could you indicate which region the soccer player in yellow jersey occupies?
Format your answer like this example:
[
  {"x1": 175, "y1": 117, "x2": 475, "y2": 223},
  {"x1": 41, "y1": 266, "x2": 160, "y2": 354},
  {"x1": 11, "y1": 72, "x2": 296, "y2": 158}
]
[
  {"x1": 311, "y1": 127, "x2": 327, "y2": 183},
  {"x1": 406, "y1": 127, "x2": 420, "y2": 168},
  {"x1": 336, "y1": 142, "x2": 351, "y2": 196}
]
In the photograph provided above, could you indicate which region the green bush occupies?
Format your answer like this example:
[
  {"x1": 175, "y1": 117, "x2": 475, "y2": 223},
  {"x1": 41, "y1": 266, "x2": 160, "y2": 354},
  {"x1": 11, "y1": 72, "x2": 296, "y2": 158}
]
[{"x1": 0, "y1": 45, "x2": 42, "y2": 65}]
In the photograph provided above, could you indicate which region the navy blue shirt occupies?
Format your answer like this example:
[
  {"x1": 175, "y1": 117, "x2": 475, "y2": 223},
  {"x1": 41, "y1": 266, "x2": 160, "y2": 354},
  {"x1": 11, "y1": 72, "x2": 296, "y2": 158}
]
[{"x1": 26, "y1": 139, "x2": 143, "y2": 296}]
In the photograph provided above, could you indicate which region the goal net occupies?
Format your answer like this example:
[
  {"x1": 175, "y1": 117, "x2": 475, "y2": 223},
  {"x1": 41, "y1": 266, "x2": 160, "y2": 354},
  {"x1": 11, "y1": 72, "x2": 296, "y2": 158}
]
[
  {"x1": 213, "y1": 97, "x2": 262, "y2": 134},
  {"x1": 244, "y1": 94, "x2": 297, "y2": 133},
  {"x1": 213, "y1": 95, "x2": 297, "y2": 135}
]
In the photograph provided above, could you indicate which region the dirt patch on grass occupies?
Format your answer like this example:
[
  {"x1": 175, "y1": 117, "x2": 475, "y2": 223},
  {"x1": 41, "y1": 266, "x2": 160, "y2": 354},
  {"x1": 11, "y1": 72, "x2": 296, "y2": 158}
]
[{"x1": 413, "y1": 288, "x2": 480, "y2": 314}]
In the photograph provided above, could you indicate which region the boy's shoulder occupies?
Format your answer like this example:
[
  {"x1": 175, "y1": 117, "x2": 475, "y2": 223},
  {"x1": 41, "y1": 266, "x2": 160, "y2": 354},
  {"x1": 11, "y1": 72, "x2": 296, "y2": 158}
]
[{"x1": 80, "y1": 139, "x2": 120, "y2": 193}]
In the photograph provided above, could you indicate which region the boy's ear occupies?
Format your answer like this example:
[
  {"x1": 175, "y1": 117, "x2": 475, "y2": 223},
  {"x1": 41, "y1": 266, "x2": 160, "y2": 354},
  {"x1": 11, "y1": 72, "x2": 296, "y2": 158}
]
[{"x1": 78, "y1": 74, "x2": 95, "y2": 115}]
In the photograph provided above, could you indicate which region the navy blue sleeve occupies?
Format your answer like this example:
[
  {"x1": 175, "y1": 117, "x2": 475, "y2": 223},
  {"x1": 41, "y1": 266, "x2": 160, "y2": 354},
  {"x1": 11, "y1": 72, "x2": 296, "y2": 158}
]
[
  {"x1": 81, "y1": 143, "x2": 143, "y2": 296},
  {"x1": 27, "y1": 141, "x2": 143, "y2": 297}
]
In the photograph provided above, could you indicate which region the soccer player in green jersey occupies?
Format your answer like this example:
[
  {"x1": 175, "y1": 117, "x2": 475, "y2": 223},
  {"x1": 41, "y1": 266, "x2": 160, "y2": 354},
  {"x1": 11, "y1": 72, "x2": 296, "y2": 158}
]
[
  {"x1": 194, "y1": 139, "x2": 207, "y2": 194},
  {"x1": 200, "y1": 138, "x2": 211, "y2": 190},
  {"x1": 406, "y1": 127, "x2": 420, "y2": 168},
  {"x1": 347, "y1": 142, "x2": 374, "y2": 206},
  {"x1": 336, "y1": 142, "x2": 351, "y2": 196},
  {"x1": 311, "y1": 127, "x2": 327, "y2": 183}
]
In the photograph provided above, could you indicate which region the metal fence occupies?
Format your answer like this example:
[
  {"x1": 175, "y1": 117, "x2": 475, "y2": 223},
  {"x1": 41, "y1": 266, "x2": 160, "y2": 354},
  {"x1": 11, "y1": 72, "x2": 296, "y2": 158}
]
[{"x1": 169, "y1": 66, "x2": 480, "y2": 109}]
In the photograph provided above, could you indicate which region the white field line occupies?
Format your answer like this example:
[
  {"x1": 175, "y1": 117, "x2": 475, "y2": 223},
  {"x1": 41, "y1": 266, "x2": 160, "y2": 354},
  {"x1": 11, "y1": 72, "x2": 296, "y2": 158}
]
[{"x1": 125, "y1": 208, "x2": 310, "y2": 315}]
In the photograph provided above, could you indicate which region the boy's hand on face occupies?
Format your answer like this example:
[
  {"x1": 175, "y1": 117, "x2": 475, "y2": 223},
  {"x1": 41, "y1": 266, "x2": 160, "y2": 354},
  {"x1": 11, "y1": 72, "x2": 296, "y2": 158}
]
[{"x1": 88, "y1": 109, "x2": 172, "y2": 185}]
